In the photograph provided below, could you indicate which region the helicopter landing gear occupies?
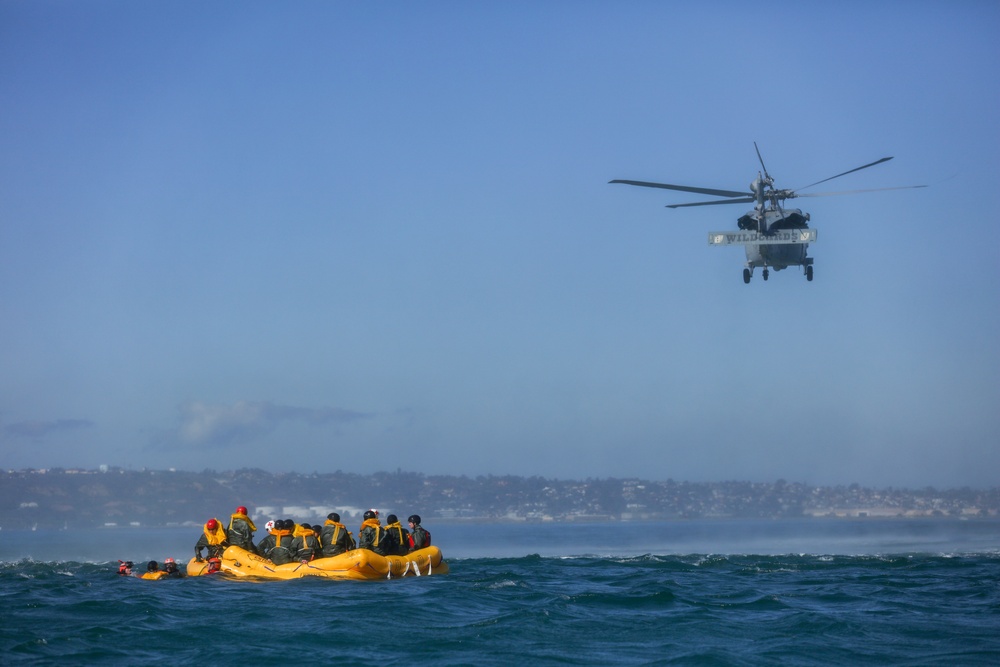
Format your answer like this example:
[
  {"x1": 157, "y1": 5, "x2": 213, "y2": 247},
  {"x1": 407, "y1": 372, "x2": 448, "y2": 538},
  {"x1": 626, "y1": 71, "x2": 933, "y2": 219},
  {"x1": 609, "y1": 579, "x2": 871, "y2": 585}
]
[
  {"x1": 806, "y1": 265, "x2": 813, "y2": 281},
  {"x1": 762, "y1": 268, "x2": 769, "y2": 281},
  {"x1": 743, "y1": 268, "x2": 751, "y2": 284}
]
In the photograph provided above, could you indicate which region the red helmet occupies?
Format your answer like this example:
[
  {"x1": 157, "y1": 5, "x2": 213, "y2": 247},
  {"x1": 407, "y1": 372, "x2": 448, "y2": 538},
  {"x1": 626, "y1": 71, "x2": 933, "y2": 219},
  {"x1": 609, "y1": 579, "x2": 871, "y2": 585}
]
[
  {"x1": 164, "y1": 557, "x2": 175, "y2": 565},
  {"x1": 236, "y1": 506, "x2": 248, "y2": 515},
  {"x1": 206, "y1": 518, "x2": 218, "y2": 530}
]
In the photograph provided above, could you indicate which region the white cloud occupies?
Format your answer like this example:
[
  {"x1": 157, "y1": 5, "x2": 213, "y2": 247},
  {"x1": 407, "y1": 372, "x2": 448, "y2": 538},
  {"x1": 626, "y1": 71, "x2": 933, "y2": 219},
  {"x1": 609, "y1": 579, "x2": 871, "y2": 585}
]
[{"x1": 174, "y1": 400, "x2": 369, "y2": 448}]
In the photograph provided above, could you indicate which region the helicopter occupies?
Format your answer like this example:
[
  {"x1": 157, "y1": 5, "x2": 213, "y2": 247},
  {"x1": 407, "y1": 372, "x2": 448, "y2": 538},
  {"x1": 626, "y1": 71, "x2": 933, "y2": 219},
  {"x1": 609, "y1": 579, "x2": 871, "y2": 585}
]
[{"x1": 610, "y1": 143, "x2": 925, "y2": 283}]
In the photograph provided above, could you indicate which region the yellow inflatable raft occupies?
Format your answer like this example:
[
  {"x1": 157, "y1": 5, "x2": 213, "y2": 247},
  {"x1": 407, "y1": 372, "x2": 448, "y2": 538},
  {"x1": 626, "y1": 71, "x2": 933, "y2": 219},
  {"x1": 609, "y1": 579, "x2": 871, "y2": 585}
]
[{"x1": 186, "y1": 545, "x2": 449, "y2": 580}]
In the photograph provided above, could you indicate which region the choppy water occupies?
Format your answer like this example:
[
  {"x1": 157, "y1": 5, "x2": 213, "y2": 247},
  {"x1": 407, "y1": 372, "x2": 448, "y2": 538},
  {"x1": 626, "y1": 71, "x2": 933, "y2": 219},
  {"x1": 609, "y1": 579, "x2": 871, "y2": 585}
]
[{"x1": 3, "y1": 520, "x2": 999, "y2": 665}]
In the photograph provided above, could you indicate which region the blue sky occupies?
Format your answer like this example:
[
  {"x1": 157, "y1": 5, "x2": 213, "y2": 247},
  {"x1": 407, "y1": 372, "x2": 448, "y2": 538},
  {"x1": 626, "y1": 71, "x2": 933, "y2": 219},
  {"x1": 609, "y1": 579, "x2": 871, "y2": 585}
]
[{"x1": 1, "y1": 1, "x2": 997, "y2": 488}]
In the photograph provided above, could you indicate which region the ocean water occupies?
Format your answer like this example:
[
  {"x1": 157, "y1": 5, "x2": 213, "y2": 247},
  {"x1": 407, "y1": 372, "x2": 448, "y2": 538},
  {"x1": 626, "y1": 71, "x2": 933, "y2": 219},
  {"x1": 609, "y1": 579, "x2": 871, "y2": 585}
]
[{"x1": 2, "y1": 519, "x2": 998, "y2": 665}]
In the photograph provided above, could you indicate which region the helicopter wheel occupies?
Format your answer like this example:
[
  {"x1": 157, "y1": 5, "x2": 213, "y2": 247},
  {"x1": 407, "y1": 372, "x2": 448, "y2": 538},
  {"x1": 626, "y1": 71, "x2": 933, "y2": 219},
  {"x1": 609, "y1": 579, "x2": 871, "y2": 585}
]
[
  {"x1": 743, "y1": 268, "x2": 751, "y2": 284},
  {"x1": 762, "y1": 268, "x2": 769, "y2": 281},
  {"x1": 806, "y1": 266, "x2": 813, "y2": 282}
]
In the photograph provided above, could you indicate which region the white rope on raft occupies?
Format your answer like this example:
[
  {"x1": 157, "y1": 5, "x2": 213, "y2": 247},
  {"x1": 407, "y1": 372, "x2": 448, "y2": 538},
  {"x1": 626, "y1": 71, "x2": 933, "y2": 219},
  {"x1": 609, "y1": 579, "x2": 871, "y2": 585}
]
[{"x1": 387, "y1": 555, "x2": 434, "y2": 579}]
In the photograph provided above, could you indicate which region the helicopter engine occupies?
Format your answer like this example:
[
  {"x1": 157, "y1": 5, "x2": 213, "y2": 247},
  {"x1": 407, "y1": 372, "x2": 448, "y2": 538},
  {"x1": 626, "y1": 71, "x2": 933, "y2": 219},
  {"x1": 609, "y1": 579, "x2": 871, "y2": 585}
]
[{"x1": 737, "y1": 213, "x2": 759, "y2": 231}]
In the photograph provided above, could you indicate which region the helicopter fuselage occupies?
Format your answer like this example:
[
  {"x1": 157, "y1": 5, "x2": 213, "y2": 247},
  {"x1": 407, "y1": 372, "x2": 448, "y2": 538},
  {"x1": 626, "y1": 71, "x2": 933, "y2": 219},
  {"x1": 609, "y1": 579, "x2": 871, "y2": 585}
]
[
  {"x1": 738, "y1": 207, "x2": 812, "y2": 272},
  {"x1": 609, "y1": 144, "x2": 921, "y2": 284}
]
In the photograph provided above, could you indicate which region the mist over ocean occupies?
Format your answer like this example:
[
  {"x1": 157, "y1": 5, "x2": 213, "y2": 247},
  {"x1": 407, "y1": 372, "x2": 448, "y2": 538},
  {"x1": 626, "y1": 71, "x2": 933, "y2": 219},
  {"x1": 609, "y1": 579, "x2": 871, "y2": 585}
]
[{"x1": 3, "y1": 519, "x2": 998, "y2": 665}]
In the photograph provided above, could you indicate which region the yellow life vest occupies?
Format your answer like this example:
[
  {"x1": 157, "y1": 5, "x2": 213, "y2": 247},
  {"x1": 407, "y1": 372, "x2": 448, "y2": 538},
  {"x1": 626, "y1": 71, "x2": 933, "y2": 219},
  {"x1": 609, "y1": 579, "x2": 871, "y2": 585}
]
[
  {"x1": 324, "y1": 519, "x2": 347, "y2": 544},
  {"x1": 386, "y1": 521, "x2": 403, "y2": 543},
  {"x1": 361, "y1": 518, "x2": 382, "y2": 546},
  {"x1": 203, "y1": 520, "x2": 228, "y2": 546},
  {"x1": 141, "y1": 571, "x2": 168, "y2": 580},
  {"x1": 271, "y1": 528, "x2": 292, "y2": 548},
  {"x1": 228, "y1": 513, "x2": 257, "y2": 532},
  {"x1": 293, "y1": 525, "x2": 316, "y2": 539}
]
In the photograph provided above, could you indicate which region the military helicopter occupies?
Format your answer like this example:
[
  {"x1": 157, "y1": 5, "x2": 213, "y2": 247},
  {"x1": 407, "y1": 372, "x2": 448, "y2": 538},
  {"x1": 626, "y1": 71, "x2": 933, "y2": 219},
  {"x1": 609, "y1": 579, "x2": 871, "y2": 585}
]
[{"x1": 610, "y1": 143, "x2": 925, "y2": 283}]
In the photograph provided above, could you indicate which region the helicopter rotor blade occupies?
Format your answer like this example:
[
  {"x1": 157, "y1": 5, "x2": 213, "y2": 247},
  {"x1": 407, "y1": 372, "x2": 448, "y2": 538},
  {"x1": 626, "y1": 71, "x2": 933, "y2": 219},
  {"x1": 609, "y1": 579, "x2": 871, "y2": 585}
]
[
  {"x1": 609, "y1": 179, "x2": 748, "y2": 199},
  {"x1": 666, "y1": 197, "x2": 756, "y2": 209},
  {"x1": 796, "y1": 157, "x2": 894, "y2": 191},
  {"x1": 793, "y1": 184, "x2": 927, "y2": 198}
]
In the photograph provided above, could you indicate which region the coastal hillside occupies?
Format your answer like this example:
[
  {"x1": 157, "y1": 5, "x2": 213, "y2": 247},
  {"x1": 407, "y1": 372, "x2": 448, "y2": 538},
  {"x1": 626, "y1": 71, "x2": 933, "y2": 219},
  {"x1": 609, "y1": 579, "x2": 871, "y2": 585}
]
[{"x1": 3, "y1": 468, "x2": 997, "y2": 529}]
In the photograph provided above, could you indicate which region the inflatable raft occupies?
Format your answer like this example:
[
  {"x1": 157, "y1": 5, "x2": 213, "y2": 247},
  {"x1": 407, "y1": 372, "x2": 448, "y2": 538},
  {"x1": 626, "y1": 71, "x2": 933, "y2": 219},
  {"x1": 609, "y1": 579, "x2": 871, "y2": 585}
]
[{"x1": 186, "y1": 545, "x2": 449, "y2": 580}]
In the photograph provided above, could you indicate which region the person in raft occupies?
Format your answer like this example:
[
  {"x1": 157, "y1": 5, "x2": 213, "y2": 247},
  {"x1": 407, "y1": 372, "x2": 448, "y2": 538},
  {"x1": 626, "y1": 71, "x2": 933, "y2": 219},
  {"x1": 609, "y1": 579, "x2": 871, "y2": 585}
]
[
  {"x1": 320, "y1": 512, "x2": 356, "y2": 557},
  {"x1": 290, "y1": 522, "x2": 320, "y2": 562},
  {"x1": 358, "y1": 509, "x2": 388, "y2": 555},
  {"x1": 162, "y1": 557, "x2": 184, "y2": 578},
  {"x1": 194, "y1": 518, "x2": 229, "y2": 561},
  {"x1": 226, "y1": 505, "x2": 257, "y2": 553},
  {"x1": 257, "y1": 519, "x2": 295, "y2": 565},
  {"x1": 382, "y1": 514, "x2": 411, "y2": 556},
  {"x1": 407, "y1": 515, "x2": 431, "y2": 552}
]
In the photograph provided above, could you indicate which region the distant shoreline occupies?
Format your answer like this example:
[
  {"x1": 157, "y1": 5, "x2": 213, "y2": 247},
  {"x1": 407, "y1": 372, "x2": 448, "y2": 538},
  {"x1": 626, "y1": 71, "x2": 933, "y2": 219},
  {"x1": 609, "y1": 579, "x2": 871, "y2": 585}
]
[
  {"x1": 0, "y1": 515, "x2": 1000, "y2": 532},
  {"x1": 4, "y1": 467, "x2": 997, "y2": 530}
]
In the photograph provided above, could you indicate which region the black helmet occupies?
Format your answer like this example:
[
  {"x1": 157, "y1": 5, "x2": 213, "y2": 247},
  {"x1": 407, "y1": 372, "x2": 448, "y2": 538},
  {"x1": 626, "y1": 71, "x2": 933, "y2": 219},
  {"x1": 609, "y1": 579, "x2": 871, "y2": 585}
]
[
  {"x1": 363, "y1": 510, "x2": 377, "y2": 520},
  {"x1": 408, "y1": 514, "x2": 421, "y2": 525},
  {"x1": 386, "y1": 514, "x2": 398, "y2": 524},
  {"x1": 327, "y1": 512, "x2": 340, "y2": 522},
  {"x1": 147, "y1": 561, "x2": 158, "y2": 571}
]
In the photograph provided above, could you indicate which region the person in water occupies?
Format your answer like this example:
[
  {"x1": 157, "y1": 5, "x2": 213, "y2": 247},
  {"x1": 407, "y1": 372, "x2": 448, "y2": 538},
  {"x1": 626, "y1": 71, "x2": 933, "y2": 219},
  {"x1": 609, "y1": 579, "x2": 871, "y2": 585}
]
[
  {"x1": 407, "y1": 515, "x2": 431, "y2": 551},
  {"x1": 358, "y1": 509, "x2": 388, "y2": 556},
  {"x1": 320, "y1": 512, "x2": 355, "y2": 557},
  {"x1": 382, "y1": 514, "x2": 411, "y2": 556},
  {"x1": 141, "y1": 560, "x2": 168, "y2": 580},
  {"x1": 194, "y1": 518, "x2": 229, "y2": 561},
  {"x1": 117, "y1": 560, "x2": 134, "y2": 576},
  {"x1": 290, "y1": 522, "x2": 320, "y2": 562},
  {"x1": 226, "y1": 505, "x2": 257, "y2": 553},
  {"x1": 257, "y1": 519, "x2": 295, "y2": 565},
  {"x1": 162, "y1": 557, "x2": 184, "y2": 578}
]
